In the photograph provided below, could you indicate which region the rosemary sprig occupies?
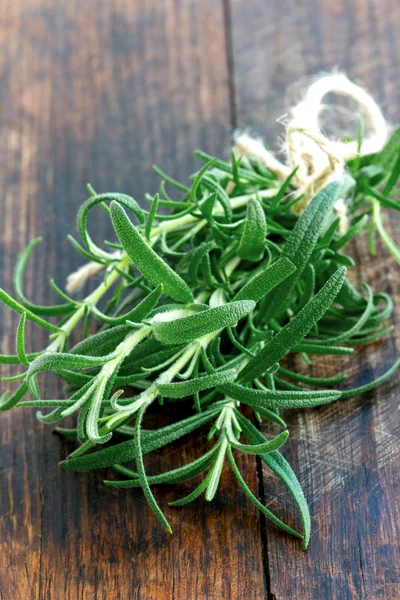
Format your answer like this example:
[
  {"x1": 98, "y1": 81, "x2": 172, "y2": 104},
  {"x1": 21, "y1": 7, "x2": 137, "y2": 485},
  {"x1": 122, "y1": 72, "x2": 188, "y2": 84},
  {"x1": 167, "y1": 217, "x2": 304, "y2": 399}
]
[{"x1": 1, "y1": 127, "x2": 399, "y2": 549}]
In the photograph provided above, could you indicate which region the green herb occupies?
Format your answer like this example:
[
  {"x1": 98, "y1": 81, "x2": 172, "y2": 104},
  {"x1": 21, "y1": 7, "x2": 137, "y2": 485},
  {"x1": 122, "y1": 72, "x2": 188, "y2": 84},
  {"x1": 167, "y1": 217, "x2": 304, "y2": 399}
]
[
  {"x1": 237, "y1": 197, "x2": 267, "y2": 261},
  {"x1": 1, "y1": 138, "x2": 399, "y2": 550}
]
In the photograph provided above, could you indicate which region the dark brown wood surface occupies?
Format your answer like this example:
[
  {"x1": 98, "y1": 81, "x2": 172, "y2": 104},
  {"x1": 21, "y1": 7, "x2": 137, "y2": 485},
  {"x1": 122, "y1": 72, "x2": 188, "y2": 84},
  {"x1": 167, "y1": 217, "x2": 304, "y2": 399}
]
[{"x1": 0, "y1": 1, "x2": 399, "y2": 599}]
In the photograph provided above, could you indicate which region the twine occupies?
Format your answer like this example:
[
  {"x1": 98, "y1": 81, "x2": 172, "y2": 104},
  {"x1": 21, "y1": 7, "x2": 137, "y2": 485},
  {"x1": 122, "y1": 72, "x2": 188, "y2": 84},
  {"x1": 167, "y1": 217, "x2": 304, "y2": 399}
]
[
  {"x1": 66, "y1": 252, "x2": 120, "y2": 294},
  {"x1": 234, "y1": 73, "x2": 389, "y2": 219}
]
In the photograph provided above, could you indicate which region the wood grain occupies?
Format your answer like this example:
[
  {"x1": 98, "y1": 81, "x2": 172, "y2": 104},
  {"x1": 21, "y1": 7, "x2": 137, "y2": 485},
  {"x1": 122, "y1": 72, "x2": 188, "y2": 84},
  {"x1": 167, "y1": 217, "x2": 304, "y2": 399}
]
[
  {"x1": 1, "y1": 0, "x2": 400, "y2": 599},
  {"x1": 0, "y1": 1, "x2": 267, "y2": 599},
  {"x1": 230, "y1": 1, "x2": 400, "y2": 598}
]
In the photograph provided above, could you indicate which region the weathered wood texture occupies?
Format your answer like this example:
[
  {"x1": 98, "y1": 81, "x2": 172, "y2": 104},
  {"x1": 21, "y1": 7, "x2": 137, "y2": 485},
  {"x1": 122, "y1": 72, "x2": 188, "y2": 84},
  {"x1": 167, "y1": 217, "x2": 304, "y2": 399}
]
[
  {"x1": 0, "y1": 2, "x2": 266, "y2": 599},
  {"x1": 230, "y1": 1, "x2": 400, "y2": 599},
  {"x1": 0, "y1": 1, "x2": 399, "y2": 599}
]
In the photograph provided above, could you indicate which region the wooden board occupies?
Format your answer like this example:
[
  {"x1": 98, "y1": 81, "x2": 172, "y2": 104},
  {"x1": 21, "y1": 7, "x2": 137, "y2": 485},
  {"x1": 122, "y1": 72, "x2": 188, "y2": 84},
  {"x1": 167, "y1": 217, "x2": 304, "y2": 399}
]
[
  {"x1": 0, "y1": 2, "x2": 266, "y2": 599},
  {"x1": 0, "y1": 1, "x2": 399, "y2": 598},
  {"x1": 230, "y1": 1, "x2": 400, "y2": 598}
]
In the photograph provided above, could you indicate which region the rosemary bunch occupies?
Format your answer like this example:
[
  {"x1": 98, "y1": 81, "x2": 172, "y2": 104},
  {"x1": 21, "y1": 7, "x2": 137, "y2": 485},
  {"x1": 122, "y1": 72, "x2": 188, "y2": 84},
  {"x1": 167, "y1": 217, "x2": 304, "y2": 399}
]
[{"x1": 1, "y1": 128, "x2": 399, "y2": 549}]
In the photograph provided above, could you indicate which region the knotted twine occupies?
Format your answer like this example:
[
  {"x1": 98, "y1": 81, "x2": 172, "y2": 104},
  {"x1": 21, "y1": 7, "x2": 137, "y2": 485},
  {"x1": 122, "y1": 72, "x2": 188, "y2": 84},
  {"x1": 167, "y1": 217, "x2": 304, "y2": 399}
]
[{"x1": 234, "y1": 73, "x2": 389, "y2": 226}]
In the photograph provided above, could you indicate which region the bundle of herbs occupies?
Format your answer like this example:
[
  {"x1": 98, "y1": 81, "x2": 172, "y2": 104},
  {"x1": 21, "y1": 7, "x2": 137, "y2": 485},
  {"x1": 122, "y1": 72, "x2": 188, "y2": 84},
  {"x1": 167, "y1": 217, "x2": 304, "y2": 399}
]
[{"x1": 1, "y1": 123, "x2": 399, "y2": 550}]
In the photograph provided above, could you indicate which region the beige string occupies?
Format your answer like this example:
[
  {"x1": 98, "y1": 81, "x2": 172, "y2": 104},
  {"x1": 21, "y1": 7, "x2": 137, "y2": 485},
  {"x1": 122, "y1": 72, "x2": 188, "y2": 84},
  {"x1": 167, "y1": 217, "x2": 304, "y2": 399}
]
[
  {"x1": 233, "y1": 73, "x2": 389, "y2": 219},
  {"x1": 66, "y1": 251, "x2": 121, "y2": 293}
]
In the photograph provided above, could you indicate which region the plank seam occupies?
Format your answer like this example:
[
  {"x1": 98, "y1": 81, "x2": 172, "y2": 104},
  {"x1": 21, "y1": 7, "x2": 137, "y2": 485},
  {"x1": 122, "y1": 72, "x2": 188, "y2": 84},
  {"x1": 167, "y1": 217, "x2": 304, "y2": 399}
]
[
  {"x1": 256, "y1": 455, "x2": 275, "y2": 600},
  {"x1": 222, "y1": 0, "x2": 238, "y2": 130}
]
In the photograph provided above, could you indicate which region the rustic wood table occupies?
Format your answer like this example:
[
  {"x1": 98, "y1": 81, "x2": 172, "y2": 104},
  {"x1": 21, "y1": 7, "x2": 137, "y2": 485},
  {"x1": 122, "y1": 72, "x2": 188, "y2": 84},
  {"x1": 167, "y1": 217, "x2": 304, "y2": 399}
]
[{"x1": 1, "y1": 2, "x2": 399, "y2": 599}]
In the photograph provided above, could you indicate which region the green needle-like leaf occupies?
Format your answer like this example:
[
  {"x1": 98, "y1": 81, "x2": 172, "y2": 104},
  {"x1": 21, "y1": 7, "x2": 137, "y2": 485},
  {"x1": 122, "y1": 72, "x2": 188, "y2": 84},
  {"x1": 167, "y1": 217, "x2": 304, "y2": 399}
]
[
  {"x1": 0, "y1": 383, "x2": 29, "y2": 411},
  {"x1": 16, "y1": 312, "x2": 29, "y2": 366},
  {"x1": 340, "y1": 358, "x2": 400, "y2": 399},
  {"x1": 237, "y1": 414, "x2": 311, "y2": 549},
  {"x1": 60, "y1": 407, "x2": 220, "y2": 472},
  {"x1": 263, "y1": 181, "x2": 339, "y2": 319},
  {"x1": 92, "y1": 285, "x2": 163, "y2": 325},
  {"x1": 110, "y1": 202, "x2": 193, "y2": 303},
  {"x1": 239, "y1": 267, "x2": 346, "y2": 382},
  {"x1": 0, "y1": 288, "x2": 61, "y2": 333},
  {"x1": 169, "y1": 471, "x2": 213, "y2": 507},
  {"x1": 373, "y1": 201, "x2": 400, "y2": 265},
  {"x1": 221, "y1": 382, "x2": 341, "y2": 409},
  {"x1": 157, "y1": 368, "x2": 236, "y2": 398},
  {"x1": 233, "y1": 257, "x2": 296, "y2": 302},
  {"x1": 191, "y1": 158, "x2": 218, "y2": 203},
  {"x1": 153, "y1": 301, "x2": 255, "y2": 345},
  {"x1": 145, "y1": 193, "x2": 160, "y2": 240},
  {"x1": 277, "y1": 366, "x2": 347, "y2": 387},
  {"x1": 227, "y1": 446, "x2": 303, "y2": 541},
  {"x1": 202, "y1": 175, "x2": 232, "y2": 222},
  {"x1": 237, "y1": 198, "x2": 267, "y2": 261},
  {"x1": 133, "y1": 404, "x2": 172, "y2": 533},
  {"x1": 227, "y1": 429, "x2": 289, "y2": 455},
  {"x1": 78, "y1": 193, "x2": 144, "y2": 259},
  {"x1": 205, "y1": 439, "x2": 228, "y2": 501},
  {"x1": 13, "y1": 238, "x2": 75, "y2": 316},
  {"x1": 292, "y1": 342, "x2": 353, "y2": 356},
  {"x1": 26, "y1": 351, "x2": 115, "y2": 386},
  {"x1": 105, "y1": 444, "x2": 220, "y2": 488}
]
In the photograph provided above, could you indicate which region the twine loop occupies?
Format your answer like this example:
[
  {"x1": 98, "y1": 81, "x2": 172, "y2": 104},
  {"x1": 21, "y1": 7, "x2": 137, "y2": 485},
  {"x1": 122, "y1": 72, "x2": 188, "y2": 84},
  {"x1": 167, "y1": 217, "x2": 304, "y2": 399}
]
[{"x1": 234, "y1": 73, "x2": 389, "y2": 218}]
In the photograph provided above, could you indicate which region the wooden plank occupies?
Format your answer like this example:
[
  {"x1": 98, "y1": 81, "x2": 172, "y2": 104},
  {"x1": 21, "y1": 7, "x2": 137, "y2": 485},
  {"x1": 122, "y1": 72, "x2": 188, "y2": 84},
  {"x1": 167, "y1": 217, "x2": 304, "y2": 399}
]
[
  {"x1": 230, "y1": 1, "x2": 400, "y2": 598},
  {"x1": 0, "y1": 1, "x2": 268, "y2": 599}
]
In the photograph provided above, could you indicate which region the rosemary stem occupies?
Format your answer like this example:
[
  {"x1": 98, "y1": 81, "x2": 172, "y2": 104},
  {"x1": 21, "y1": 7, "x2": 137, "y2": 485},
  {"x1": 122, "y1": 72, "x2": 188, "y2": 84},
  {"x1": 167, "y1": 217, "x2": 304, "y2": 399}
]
[
  {"x1": 112, "y1": 263, "x2": 239, "y2": 428},
  {"x1": 225, "y1": 256, "x2": 241, "y2": 278},
  {"x1": 117, "y1": 324, "x2": 152, "y2": 358},
  {"x1": 151, "y1": 189, "x2": 277, "y2": 238},
  {"x1": 47, "y1": 255, "x2": 130, "y2": 351},
  {"x1": 170, "y1": 219, "x2": 206, "y2": 250},
  {"x1": 105, "y1": 340, "x2": 200, "y2": 428},
  {"x1": 205, "y1": 436, "x2": 228, "y2": 501}
]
